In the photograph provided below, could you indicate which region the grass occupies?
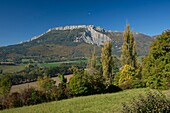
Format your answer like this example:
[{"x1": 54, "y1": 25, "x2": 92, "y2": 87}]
[
  {"x1": 0, "y1": 65, "x2": 25, "y2": 73},
  {"x1": 1, "y1": 88, "x2": 169, "y2": 113},
  {"x1": 39, "y1": 60, "x2": 87, "y2": 68},
  {"x1": 0, "y1": 60, "x2": 87, "y2": 73}
]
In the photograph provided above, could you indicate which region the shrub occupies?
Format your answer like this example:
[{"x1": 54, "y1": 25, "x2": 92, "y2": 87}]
[
  {"x1": 56, "y1": 83, "x2": 71, "y2": 100},
  {"x1": 105, "y1": 84, "x2": 122, "y2": 93},
  {"x1": 131, "y1": 79, "x2": 145, "y2": 88},
  {"x1": 68, "y1": 75, "x2": 89, "y2": 96},
  {"x1": 0, "y1": 77, "x2": 12, "y2": 97},
  {"x1": 6, "y1": 92, "x2": 23, "y2": 108},
  {"x1": 21, "y1": 87, "x2": 46, "y2": 106},
  {"x1": 122, "y1": 91, "x2": 170, "y2": 113}
]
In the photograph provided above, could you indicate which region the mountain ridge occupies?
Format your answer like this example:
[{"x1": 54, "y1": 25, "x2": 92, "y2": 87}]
[{"x1": 0, "y1": 25, "x2": 154, "y2": 63}]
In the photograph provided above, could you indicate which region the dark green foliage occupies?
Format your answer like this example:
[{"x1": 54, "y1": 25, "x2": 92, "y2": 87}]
[
  {"x1": 56, "y1": 83, "x2": 71, "y2": 100},
  {"x1": 21, "y1": 88, "x2": 46, "y2": 106},
  {"x1": 5, "y1": 92, "x2": 23, "y2": 108},
  {"x1": 58, "y1": 74, "x2": 67, "y2": 85},
  {"x1": 105, "y1": 84, "x2": 122, "y2": 93},
  {"x1": 86, "y1": 73, "x2": 106, "y2": 94},
  {"x1": 0, "y1": 77, "x2": 12, "y2": 97},
  {"x1": 69, "y1": 69, "x2": 121, "y2": 96},
  {"x1": 130, "y1": 79, "x2": 145, "y2": 88},
  {"x1": 68, "y1": 73, "x2": 89, "y2": 96},
  {"x1": 37, "y1": 76, "x2": 56, "y2": 92},
  {"x1": 122, "y1": 91, "x2": 170, "y2": 113},
  {"x1": 142, "y1": 30, "x2": 170, "y2": 89}
]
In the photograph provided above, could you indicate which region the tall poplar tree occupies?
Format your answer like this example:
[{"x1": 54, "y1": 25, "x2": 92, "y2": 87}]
[
  {"x1": 101, "y1": 41, "x2": 113, "y2": 85},
  {"x1": 89, "y1": 47, "x2": 97, "y2": 69},
  {"x1": 86, "y1": 47, "x2": 97, "y2": 75},
  {"x1": 121, "y1": 24, "x2": 137, "y2": 68}
]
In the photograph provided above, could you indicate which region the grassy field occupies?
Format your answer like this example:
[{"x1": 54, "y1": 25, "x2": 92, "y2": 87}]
[
  {"x1": 0, "y1": 65, "x2": 25, "y2": 73},
  {"x1": 38, "y1": 60, "x2": 87, "y2": 68},
  {"x1": 1, "y1": 88, "x2": 169, "y2": 113},
  {"x1": 0, "y1": 60, "x2": 87, "y2": 73}
]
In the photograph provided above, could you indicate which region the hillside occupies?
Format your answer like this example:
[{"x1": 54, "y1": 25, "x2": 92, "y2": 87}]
[
  {"x1": 0, "y1": 25, "x2": 154, "y2": 63},
  {"x1": 0, "y1": 88, "x2": 169, "y2": 113}
]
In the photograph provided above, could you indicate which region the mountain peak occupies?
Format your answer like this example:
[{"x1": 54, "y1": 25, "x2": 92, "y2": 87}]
[
  {"x1": 26, "y1": 25, "x2": 109, "y2": 45},
  {"x1": 48, "y1": 25, "x2": 94, "y2": 32}
]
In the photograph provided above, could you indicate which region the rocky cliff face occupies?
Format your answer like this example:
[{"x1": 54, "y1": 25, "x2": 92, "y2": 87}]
[
  {"x1": 29, "y1": 25, "x2": 111, "y2": 46},
  {"x1": 72, "y1": 25, "x2": 111, "y2": 46}
]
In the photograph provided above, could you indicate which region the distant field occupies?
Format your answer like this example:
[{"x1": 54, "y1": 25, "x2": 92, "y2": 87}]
[
  {"x1": 1, "y1": 88, "x2": 170, "y2": 113},
  {"x1": 0, "y1": 65, "x2": 25, "y2": 73},
  {"x1": 0, "y1": 59, "x2": 87, "y2": 73},
  {"x1": 38, "y1": 60, "x2": 87, "y2": 68},
  {"x1": 10, "y1": 74, "x2": 73, "y2": 93}
]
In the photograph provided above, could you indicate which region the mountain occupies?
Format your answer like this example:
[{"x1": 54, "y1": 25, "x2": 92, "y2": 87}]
[{"x1": 0, "y1": 25, "x2": 154, "y2": 63}]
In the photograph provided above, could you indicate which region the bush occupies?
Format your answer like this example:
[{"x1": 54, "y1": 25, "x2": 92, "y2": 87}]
[
  {"x1": 21, "y1": 87, "x2": 46, "y2": 106},
  {"x1": 0, "y1": 77, "x2": 12, "y2": 97},
  {"x1": 131, "y1": 79, "x2": 145, "y2": 88},
  {"x1": 6, "y1": 92, "x2": 23, "y2": 108},
  {"x1": 105, "y1": 85, "x2": 122, "y2": 93},
  {"x1": 68, "y1": 75, "x2": 89, "y2": 96},
  {"x1": 119, "y1": 83, "x2": 132, "y2": 90},
  {"x1": 56, "y1": 83, "x2": 71, "y2": 100},
  {"x1": 122, "y1": 91, "x2": 170, "y2": 113}
]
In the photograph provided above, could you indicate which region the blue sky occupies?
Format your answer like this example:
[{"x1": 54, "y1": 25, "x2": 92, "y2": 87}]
[{"x1": 0, "y1": 0, "x2": 170, "y2": 46}]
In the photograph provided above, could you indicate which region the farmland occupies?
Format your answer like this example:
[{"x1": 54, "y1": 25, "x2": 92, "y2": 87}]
[{"x1": 0, "y1": 59, "x2": 87, "y2": 73}]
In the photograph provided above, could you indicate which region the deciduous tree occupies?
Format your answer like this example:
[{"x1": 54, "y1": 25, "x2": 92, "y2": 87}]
[
  {"x1": 101, "y1": 41, "x2": 113, "y2": 85},
  {"x1": 121, "y1": 24, "x2": 137, "y2": 68}
]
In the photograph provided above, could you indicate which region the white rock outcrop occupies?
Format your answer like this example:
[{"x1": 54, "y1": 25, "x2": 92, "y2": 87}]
[
  {"x1": 25, "y1": 25, "x2": 111, "y2": 46},
  {"x1": 79, "y1": 26, "x2": 111, "y2": 46}
]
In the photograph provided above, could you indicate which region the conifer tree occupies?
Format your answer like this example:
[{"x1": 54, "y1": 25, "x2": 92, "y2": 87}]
[
  {"x1": 101, "y1": 41, "x2": 113, "y2": 85},
  {"x1": 142, "y1": 30, "x2": 170, "y2": 89},
  {"x1": 121, "y1": 24, "x2": 137, "y2": 68}
]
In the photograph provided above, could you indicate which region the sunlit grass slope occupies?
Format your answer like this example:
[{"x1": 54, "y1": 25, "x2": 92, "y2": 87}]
[{"x1": 0, "y1": 88, "x2": 169, "y2": 113}]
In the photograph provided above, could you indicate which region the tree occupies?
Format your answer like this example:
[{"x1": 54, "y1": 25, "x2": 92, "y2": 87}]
[
  {"x1": 68, "y1": 74, "x2": 89, "y2": 96},
  {"x1": 121, "y1": 24, "x2": 137, "y2": 68},
  {"x1": 142, "y1": 30, "x2": 170, "y2": 89},
  {"x1": 117, "y1": 64, "x2": 143, "y2": 89},
  {"x1": 58, "y1": 74, "x2": 67, "y2": 85},
  {"x1": 0, "y1": 77, "x2": 12, "y2": 97},
  {"x1": 0, "y1": 69, "x2": 2, "y2": 74},
  {"x1": 101, "y1": 41, "x2": 113, "y2": 85},
  {"x1": 37, "y1": 76, "x2": 56, "y2": 92},
  {"x1": 114, "y1": 64, "x2": 144, "y2": 89},
  {"x1": 86, "y1": 47, "x2": 98, "y2": 75}
]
